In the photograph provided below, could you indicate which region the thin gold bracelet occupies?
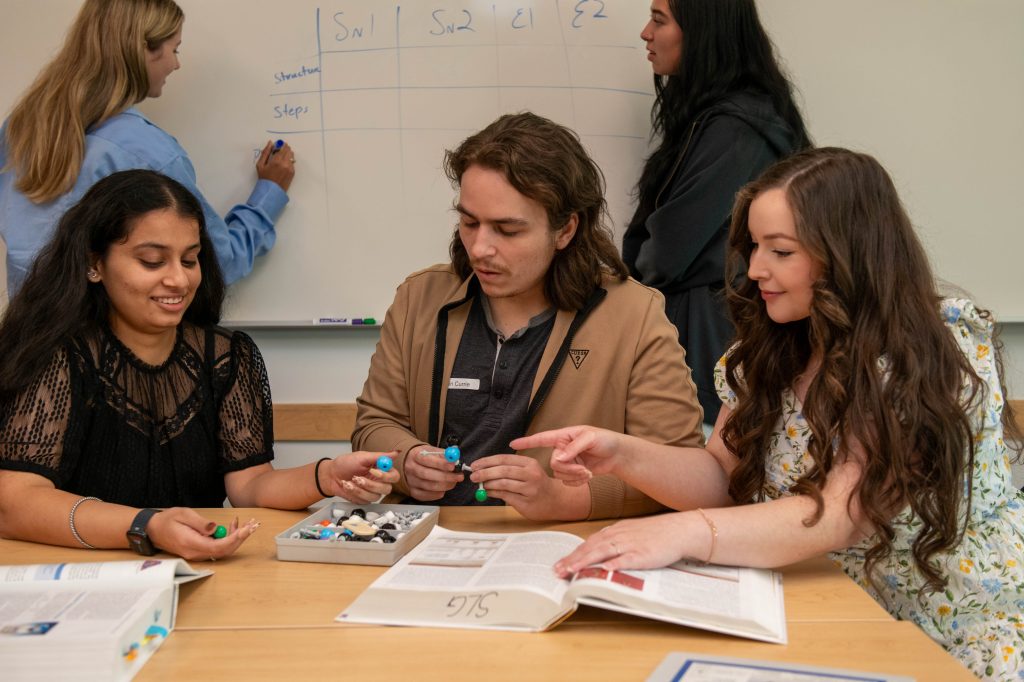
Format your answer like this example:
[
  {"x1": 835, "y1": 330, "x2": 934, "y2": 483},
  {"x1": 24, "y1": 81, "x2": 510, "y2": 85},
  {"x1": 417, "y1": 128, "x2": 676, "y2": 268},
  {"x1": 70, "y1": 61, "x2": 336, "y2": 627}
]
[{"x1": 695, "y1": 507, "x2": 718, "y2": 566}]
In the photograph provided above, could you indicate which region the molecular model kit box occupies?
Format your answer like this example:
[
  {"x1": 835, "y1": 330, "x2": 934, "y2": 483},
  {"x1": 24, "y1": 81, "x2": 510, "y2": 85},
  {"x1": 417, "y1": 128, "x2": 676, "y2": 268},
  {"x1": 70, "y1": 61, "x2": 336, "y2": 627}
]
[{"x1": 275, "y1": 503, "x2": 439, "y2": 566}]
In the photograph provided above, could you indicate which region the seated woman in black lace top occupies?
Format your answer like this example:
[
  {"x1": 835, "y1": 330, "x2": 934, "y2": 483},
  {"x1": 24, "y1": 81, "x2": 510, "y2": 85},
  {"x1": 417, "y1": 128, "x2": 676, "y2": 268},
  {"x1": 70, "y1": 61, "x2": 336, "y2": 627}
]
[{"x1": 0, "y1": 170, "x2": 398, "y2": 560}]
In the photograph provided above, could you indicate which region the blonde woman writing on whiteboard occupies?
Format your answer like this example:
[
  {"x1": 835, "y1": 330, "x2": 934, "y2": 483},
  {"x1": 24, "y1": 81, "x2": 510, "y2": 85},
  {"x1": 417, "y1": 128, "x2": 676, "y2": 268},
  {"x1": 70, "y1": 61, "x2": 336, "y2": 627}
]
[
  {"x1": 624, "y1": 0, "x2": 810, "y2": 426},
  {"x1": 516, "y1": 148, "x2": 1023, "y2": 680},
  {"x1": 0, "y1": 0, "x2": 296, "y2": 298}
]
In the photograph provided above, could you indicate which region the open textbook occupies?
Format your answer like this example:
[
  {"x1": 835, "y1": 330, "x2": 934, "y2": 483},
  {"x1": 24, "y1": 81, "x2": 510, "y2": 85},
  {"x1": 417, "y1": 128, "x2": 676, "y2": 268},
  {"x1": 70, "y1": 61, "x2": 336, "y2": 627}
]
[
  {"x1": 339, "y1": 526, "x2": 787, "y2": 643},
  {"x1": 0, "y1": 559, "x2": 211, "y2": 681}
]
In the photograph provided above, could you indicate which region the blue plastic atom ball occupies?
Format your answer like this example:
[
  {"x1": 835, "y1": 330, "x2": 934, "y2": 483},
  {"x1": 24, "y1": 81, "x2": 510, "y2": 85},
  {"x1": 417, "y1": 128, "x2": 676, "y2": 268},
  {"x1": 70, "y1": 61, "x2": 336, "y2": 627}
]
[
  {"x1": 376, "y1": 455, "x2": 393, "y2": 472},
  {"x1": 444, "y1": 446, "x2": 461, "y2": 463}
]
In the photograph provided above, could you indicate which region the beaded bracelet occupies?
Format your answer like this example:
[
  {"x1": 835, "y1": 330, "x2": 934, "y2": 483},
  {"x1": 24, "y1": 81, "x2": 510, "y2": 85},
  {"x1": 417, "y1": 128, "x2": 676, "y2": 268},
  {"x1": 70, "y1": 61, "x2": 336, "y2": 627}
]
[
  {"x1": 314, "y1": 457, "x2": 332, "y2": 498},
  {"x1": 69, "y1": 496, "x2": 100, "y2": 549},
  {"x1": 695, "y1": 507, "x2": 718, "y2": 566}
]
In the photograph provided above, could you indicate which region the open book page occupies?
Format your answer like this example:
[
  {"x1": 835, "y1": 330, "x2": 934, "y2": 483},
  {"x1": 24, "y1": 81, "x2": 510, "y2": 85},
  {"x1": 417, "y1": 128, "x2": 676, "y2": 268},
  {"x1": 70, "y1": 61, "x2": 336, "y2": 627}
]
[
  {"x1": 0, "y1": 559, "x2": 213, "y2": 679},
  {"x1": 0, "y1": 559, "x2": 212, "y2": 640},
  {"x1": 0, "y1": 584, "x2": 171, "y2": 640},
  {"x1": 339, "y1": 525, "x2": 584, "y2": 631},
  {"x1": 0, "y1": 578, "x2": 183, "y2": 682},
  {"x1": 569, "y1": 560, "x2": 787, "y2": 644},
  {"x1": 0, "y1": 559, "x2": 210, "y2": 587}
]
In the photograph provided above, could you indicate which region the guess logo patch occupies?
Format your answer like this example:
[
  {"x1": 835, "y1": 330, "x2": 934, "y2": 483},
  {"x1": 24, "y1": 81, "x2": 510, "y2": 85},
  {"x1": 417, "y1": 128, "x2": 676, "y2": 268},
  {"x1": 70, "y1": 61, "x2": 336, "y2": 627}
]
[{"x1": 568, "y1": 349, "x2": 589, "y2": 370}]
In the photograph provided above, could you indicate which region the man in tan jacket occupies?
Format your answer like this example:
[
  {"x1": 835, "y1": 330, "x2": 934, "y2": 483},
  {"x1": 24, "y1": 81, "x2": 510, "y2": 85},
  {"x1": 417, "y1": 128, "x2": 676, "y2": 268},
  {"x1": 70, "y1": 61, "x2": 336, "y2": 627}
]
[{"x1": 352, "y1": 112, "x2": 705, "y2": 521}]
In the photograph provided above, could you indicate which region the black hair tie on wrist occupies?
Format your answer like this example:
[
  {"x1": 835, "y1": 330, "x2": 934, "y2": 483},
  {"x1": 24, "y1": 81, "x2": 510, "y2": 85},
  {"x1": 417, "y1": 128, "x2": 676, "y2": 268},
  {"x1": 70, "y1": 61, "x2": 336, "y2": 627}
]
[{"x1": 314, "y1": 457, "x2": 332, "y2": 498}]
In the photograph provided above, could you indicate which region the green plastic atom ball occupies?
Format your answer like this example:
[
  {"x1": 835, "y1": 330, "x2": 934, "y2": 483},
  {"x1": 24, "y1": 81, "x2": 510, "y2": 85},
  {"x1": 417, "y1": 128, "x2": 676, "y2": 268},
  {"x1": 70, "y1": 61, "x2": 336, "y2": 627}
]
[
  {"x1": 212, "y1": 525, "x2": 228, "y2": 539},
  {"x1": 475, "y1": 487, "x2": 488, "y2": 503}
]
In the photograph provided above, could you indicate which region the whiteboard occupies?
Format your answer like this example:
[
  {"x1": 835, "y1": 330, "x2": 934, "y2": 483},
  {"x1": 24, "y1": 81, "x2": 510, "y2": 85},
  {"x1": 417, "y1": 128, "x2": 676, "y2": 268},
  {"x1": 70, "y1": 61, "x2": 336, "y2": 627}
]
[
  {"x1": 0, "y1": 0, "x2": 654, "y2": 323},
  {"x1": 1, "y1": 1, "x2": 1022, "y2": 321}
]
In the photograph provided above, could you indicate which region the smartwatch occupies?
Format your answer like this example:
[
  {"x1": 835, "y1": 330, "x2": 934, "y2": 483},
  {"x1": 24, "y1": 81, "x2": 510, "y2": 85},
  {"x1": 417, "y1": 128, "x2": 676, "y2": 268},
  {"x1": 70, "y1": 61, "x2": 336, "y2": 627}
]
[{"x1": 126, "y1": 508, "x2": 161, "y2": 556}]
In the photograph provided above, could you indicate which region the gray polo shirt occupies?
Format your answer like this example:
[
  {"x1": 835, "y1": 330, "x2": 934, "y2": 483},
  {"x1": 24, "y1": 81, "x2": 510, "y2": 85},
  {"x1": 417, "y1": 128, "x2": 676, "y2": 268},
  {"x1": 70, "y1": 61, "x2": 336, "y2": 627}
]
[{"x1": 437, "y1": 295, "x2": 556, "y2": 505}]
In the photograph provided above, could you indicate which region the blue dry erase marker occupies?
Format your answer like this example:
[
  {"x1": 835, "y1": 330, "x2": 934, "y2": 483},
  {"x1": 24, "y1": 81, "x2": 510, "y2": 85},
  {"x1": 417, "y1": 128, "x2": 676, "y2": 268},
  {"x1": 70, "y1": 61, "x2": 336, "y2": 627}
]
[{"x1": 268, "y1": 139, "x2": 284, "y2": 157}]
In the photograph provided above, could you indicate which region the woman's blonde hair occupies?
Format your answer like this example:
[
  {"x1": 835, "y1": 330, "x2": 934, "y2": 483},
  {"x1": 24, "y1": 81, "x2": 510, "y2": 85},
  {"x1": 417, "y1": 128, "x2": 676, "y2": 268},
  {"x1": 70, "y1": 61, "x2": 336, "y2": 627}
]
[{"x1": 3, "y1": 0, "x2": 183, "y2": 203}]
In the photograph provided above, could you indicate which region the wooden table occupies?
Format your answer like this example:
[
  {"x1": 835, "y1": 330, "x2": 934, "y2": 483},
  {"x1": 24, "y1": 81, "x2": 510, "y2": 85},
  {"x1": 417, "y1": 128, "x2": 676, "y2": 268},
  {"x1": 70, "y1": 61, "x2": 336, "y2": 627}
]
[
  {"x1": 1, "y1": 507, "x2": 976, "y2": 680},
  {"x1": 141, "y1": 622, "x2": 974, "y2": 681}
]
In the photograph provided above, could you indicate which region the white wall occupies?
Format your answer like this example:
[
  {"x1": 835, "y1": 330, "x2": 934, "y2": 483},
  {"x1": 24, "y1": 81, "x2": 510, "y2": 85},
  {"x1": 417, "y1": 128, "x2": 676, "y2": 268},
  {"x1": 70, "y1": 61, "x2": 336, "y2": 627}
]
[
  {"x1": 247, "y1": 328, "x2": 379, "y2": 468},
  {"x1": 757, "y1": 0, "x2": 1024, "y2": 322}
]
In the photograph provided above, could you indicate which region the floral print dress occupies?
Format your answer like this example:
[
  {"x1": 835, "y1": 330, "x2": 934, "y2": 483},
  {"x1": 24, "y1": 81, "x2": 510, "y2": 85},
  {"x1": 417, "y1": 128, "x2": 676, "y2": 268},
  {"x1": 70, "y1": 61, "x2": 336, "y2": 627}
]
[{"x1": 715, "y1": 299, "x2": 1024, "y2": 680}]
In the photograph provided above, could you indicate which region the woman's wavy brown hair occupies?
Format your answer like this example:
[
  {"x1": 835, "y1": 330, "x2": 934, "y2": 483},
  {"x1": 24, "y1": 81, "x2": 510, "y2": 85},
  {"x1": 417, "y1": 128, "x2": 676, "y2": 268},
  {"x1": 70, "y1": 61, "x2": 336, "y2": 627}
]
[
  {"x1": 445, "y1": 112, "x2": 628, "y2": 311},
  {"x1": 721, "y1": 147, "x2": 1021, "y2": 596}
]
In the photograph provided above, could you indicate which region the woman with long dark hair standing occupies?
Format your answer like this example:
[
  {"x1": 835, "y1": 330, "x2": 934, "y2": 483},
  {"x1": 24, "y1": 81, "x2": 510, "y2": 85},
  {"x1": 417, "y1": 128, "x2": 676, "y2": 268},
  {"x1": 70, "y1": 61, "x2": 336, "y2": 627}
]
[{"x1": 624, "y1": 0, "x2": 810, "y2": 425}]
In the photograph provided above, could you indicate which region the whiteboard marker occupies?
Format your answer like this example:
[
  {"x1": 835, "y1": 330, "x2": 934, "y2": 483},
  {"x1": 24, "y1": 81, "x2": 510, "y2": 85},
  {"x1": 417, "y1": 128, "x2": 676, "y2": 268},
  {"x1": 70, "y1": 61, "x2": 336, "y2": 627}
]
[{"x1": 314, "y1": 317, "x2": 377, "y2": 325}]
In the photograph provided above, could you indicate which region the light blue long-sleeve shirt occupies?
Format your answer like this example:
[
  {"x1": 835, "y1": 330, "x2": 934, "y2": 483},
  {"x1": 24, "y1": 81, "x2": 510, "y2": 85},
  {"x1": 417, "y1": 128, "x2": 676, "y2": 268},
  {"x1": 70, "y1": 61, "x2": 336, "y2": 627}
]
[{"x1": 0, "y1": 107, "x2": 288, "y2": 296}]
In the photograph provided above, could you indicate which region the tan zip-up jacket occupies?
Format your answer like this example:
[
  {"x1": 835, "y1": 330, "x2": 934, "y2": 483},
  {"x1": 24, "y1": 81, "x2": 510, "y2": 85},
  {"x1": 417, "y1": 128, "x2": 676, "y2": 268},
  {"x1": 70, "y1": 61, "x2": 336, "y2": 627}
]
[{"x1": 352, "y1": 264, "x2": 704, "y2": 519}]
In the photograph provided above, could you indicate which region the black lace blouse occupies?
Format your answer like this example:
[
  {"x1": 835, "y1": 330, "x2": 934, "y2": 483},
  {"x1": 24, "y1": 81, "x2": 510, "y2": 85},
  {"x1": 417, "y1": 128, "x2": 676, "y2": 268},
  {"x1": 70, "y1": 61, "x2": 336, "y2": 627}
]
[{"x1": 0, "y1": 324, "x2": 274, "y2": 507}]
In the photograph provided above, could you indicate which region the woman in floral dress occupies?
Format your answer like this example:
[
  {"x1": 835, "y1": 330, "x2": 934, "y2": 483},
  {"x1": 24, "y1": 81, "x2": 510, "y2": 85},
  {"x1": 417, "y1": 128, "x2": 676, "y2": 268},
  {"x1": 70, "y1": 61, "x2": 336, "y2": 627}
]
[{"x1": 514, "y1": 148, "x2": 1024, "y2": 680}]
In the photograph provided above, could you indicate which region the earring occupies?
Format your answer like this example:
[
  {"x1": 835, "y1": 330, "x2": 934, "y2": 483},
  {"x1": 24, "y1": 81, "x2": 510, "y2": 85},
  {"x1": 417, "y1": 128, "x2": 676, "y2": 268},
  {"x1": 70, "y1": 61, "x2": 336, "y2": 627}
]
[{"x1": 86, "y1": 268, "x2": 99, "y2": 281}]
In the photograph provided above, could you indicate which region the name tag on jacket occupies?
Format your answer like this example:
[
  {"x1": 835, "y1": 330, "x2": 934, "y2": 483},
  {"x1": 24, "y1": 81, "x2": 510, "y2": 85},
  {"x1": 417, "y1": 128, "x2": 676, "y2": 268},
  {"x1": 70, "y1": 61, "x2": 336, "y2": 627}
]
[{"x1": 448, "y1": 378, "x2": 481, "y2": 390}]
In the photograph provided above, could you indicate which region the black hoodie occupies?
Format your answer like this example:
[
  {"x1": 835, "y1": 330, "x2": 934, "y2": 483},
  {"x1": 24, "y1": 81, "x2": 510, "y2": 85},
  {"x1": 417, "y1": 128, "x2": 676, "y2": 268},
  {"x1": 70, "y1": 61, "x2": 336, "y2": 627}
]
[{"x1": 622, "y1": 89, "x2": 800, "y2": 424}]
